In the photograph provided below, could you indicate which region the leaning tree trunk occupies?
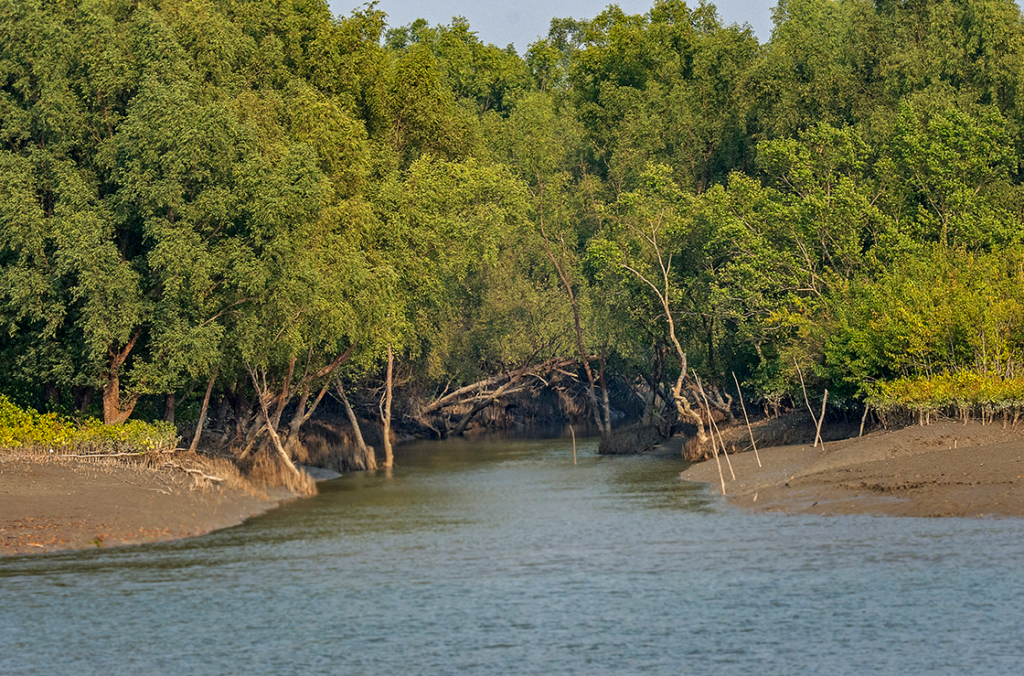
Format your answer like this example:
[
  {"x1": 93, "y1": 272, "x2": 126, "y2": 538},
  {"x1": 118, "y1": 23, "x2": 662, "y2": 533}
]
[
  {"x1": 448, "y1": 376, "x2": 523, "y2": 436},
  {"x1": 188, "y1": 369, "x2": 218, "y2": 454},
  {"x1": 622, "y1": 237, "x2": 713, "y2": 459},
  {"x1": 538, "y1": 219, "x2": 608, "y2": 437},
  {"x1": 336, "y1": 378, "x2": 376, "y2": 470},
  {"x1": 249, "y1": 366, "x2": 305, "y2": 483}
]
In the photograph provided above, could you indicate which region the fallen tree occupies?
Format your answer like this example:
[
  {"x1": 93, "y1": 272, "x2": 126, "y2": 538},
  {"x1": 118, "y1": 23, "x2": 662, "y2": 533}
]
[{"x1": 413, "y1": 357, "x2": 580, "y2": 437}]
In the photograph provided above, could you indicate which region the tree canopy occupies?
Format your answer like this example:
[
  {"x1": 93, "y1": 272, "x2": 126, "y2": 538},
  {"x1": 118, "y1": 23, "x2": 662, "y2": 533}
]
[{"x1": 3, "y1": 0, "x2": 1024, "y2": 455}]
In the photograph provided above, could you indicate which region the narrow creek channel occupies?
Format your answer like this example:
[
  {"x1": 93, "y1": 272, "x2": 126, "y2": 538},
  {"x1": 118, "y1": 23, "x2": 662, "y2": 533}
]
[{"x1": 2, "y1": 435, "x2": 1023, "y2": 675}]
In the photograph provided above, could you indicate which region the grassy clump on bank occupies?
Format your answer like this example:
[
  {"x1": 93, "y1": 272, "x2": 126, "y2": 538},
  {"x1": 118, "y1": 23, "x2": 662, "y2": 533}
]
[{"x1": 0, "y1": 396, "x2": 177, "y2": 454}]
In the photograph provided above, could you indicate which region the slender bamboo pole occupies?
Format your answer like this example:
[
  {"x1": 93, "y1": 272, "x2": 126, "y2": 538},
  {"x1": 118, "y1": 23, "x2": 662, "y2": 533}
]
[
  {"x1": 814, "y1": 389, "x2": 828, "y2": 449},
  {"x1": 859, "y1": 404, "x2": 870, "y2": 437},
  {"x1": 708, "y1": 427, "x2": 727, "y2": 496},
  {"x1": 699, "y1": 379, "x2": 735, "y2": 480},
  {"x1": 698, "y1": 398, "x2": 726, "y2": 493},
  {"x1": 711, "y1": 416, "x2": 735, "y2": 479},
  {"x1": 793, "y1": 358, "x2": 821, "y2": 447},
  {"x1": 732, "y1": 372, "x2": 761, "y2": 468}
]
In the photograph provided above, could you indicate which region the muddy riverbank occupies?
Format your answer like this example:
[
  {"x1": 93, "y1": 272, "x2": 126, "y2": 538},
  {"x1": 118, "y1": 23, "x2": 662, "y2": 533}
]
[
  {"x1": 679, "y1": 420, "x2": 1024, "y2": 517},
  {"x1": 0, "y1": 455, "x2": 285, "y2": 556}
]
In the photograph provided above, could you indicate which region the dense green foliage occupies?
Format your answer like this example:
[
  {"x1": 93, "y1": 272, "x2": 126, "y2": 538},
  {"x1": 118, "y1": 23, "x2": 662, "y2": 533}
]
[{"x1": 2, "y1": 0, "x2": 1023, "y2": 442}]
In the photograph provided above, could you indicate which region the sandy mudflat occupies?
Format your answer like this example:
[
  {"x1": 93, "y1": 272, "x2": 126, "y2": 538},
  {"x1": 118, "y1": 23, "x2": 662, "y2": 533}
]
[
  {"x1": 0, "y1": 456, "x2": 281, "y2": 556},
  {"x1": 679, "y1": 420, "x2": 1024, "y2": 517}
]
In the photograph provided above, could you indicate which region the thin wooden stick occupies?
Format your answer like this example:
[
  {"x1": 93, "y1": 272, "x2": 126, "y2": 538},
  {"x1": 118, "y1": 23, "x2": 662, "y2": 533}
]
[
  {"x1": 704, "y1": 387, "x2": 735, "y2": 480},
  {"x1": 708, "y1": 429, "x2": 727, "y2": 496},
  {"x1": 713, "y1": 419, "x2": 734, "y2": 479},
  {"x1": 814, "y1": 389, "x2": 828, "y2": 449},
  {"x1": 859, "y1": 404, "x2": 870, "y2": 437},
  {"x1": 732, "y1": 372, "x2": 761, "y2": 468},
  {"x1": 696, "y1": 376, "x2": 732, "y2": 487},
  {"x1": 706, "y1": 399, "x2": 734, "y2": 480},
  {"x1": 570, "y1": 425, "x2": 577, "y2": 466},
  {"x1": 793, "y1": 358, "x2": 821, "y2": 447}
]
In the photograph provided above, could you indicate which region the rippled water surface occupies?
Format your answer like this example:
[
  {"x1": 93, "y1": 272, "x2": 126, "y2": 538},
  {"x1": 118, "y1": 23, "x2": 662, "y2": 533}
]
[{"x1": 3, "y1": 436, "x2": 1024, "y2": 675}]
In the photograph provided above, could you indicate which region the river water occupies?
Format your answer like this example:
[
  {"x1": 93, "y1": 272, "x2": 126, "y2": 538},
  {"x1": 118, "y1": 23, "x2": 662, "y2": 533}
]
[{"x1": 2, "y1": 435, "x2": 1023, "y2": 675}]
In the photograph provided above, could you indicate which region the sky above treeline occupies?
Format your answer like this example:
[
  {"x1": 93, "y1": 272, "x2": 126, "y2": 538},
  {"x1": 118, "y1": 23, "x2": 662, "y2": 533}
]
[{"x1": 327, "y1": 1, "x2": 776, "y2": 52}]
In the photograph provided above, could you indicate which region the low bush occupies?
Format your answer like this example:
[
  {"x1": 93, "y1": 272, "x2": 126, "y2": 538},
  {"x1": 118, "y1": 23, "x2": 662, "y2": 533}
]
[
  {"x1": 866, "y1": 372, "x2": 1024, "y2": 424},
  {"x1": 0, "y1": 396, "x2": 178, "y2": 454}
]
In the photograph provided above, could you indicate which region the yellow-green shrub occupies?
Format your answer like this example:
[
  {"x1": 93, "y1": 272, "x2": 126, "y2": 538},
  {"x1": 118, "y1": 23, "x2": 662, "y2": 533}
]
[
  {"x1": 0, "y1": 395, "x2": 177, "y2": 453},
  {"x1": 866, "y1": 372, "x2": 1024, "y2": 414}
]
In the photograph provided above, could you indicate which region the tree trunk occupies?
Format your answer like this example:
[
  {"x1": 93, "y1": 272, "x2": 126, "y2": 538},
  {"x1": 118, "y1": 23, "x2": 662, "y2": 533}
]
[
  {"x1": 101, "y1": 332, "x2": 141, "y2": 425},
  {"x1": 102, "y1": 373, "x2": 139, "y2": 426},
  {"x1": 163, "y1": 392, "x2": 176, "y2": 425},
  {"x1": 539, "y1": 227, "x2": 607, "y2": 437},
  {"x1": 188, "y1": 370, "x2": 218, "y2": 454},
  {"x1": 381, "y1": 345, "x2": 394, "y2": 468},
  {"x1": 620, "y1": 253, "x2": 708, "y2": 457},
  {"x1": 286, "y1": 369, "x2": 336, "y2": 456},
  {"x1": 231, "y1": 380, "x2": 249, "y2": 440},
  {"x1": 284, "y1": 383, "x2": 311, "y2": 457},
  {"x1": 102, "y1": 375, "x2": 121, "y2": 424},
  {"x1": 642, "y1": 347, "x2": 666, "y2": 426},
  {"x1": 270, "y1": 355, "x2": 297, "y2": 430},
  {"x1": 599, "y1": 346, "x2": 612, "y2": 432},
  {"x1": 336, "y1": 378, "x2": 376, "y2": 471},
  {"x1": 249, "y1": 366, "x2": 304, "y2": 481},
  {"x1": 672, "y1": 374, "x2": 709, "y2": 445},
  {"x1": 449, "y1": 377, "x2": 523, "y2": 436}
]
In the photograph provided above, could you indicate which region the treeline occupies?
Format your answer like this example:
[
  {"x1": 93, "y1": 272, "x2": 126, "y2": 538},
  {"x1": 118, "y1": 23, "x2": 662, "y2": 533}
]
[{"x1": 2, "y1": 0, "x2": 1023, "y2": 466}]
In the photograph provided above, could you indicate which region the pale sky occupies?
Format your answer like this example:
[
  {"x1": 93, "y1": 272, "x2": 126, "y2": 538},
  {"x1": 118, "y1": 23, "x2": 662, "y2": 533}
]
[{"x1": 328, "y1": 1, "x2": 776, "y2": 52}]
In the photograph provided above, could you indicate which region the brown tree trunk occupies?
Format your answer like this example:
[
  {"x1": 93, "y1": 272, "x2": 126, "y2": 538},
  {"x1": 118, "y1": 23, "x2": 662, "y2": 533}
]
[
  {"x1": 448, "y1": 377, "x2": 523, "y2": 436},
  {"x1": 282, "y1": 375, "x2": 334, "y2": 460},
  {"x1": 188, "y1": 369, "x2": 218, "y2": 454},
  {"x1": 284, "y1": 383, "x2": 311, "y2": 457},
  {"x1": 270, "y1": 355, "x2": 297, "y2": 430},
  {"x1": 163, "y1": 392, "x2": 176, "y2": 425},
  {"x1": 336, "y1": 378, "x2": 376, "y2": 471},
  {"x1": 599, "y1": 346, "x2": 612, "y2": 432},
  {"x1": 642, "y1": 347, "x2": 665, "y2": 426},
  {"x1": 249, "y1": 366, "x2": 305, "y2": 481},
  {"x1": 102, "y1": 332, "x2": 141, "y2": 425},
  {"x1": 231, "y1": 380, "x2": 248, "y2": 440},
  {"x1": 539, "y1": 228, "x2": 607, "y2": 436},
  {"x1": 103, "y1": 376, "x2": 120, "y2": 424},
  {"x1": 673, "y1": 374, "x2": 709, "y2": 445},
  {"x1": 381, "y1": 345, "x2": 394, "y2": 468},
  {"x1": 102, "y1": 373, "x2": 139, "y2": 425}
]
